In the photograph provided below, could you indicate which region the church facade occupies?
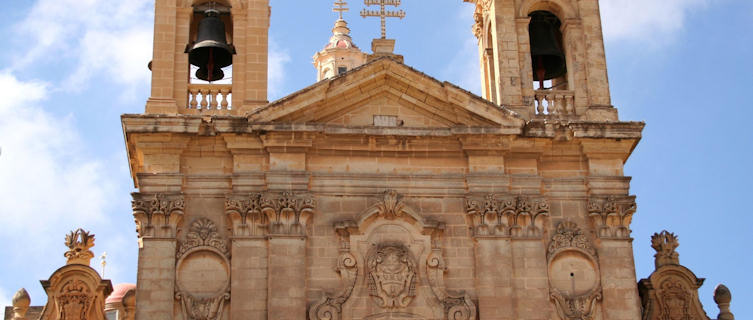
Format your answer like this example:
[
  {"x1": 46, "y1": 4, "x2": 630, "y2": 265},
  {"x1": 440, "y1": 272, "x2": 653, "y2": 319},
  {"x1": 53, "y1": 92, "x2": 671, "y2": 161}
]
[{"x1": 5, "y1": 0, "x2": 737, "y2": 320}]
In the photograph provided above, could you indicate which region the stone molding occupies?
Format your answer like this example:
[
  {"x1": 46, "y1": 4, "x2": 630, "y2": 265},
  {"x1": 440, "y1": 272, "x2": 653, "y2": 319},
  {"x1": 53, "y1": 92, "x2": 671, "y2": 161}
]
[
  {"x1": 131, "y1": 193, "x2": 185, "y2": 240},
  {"x1": 465, "y1": 194, "x2": 550, "y2": 238},
  {"x1": 588, "y1": 195, "x2": 636, "y2": 239},
  {"x1": 547, "y1": 222, "x2": 602, "y2": 320}
]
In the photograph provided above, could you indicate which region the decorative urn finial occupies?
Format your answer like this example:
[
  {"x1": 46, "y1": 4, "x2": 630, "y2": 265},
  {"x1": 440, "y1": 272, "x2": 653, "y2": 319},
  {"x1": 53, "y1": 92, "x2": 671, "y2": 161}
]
[
  {"x1": 11, "y1": 288, "x2": 30, "y2": 320},
  {"x1": 714, "y1": 284, "x2": 734, "y2": 320}
]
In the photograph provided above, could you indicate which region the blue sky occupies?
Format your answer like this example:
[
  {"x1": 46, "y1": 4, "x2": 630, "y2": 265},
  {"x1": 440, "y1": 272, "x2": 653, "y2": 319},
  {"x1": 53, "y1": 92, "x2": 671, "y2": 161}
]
[{"x1": 0, "y1": 0, "x2": 750, "y2": 318}]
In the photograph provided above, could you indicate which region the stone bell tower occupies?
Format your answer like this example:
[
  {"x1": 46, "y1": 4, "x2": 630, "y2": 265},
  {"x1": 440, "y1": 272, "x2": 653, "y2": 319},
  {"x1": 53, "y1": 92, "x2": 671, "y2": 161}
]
[
  {"x1": 467, "y1": 0, "x2": 616, "y2": 120},
  {"x1": 146, "y1": 0, "x2": 270, "y2": 115}
]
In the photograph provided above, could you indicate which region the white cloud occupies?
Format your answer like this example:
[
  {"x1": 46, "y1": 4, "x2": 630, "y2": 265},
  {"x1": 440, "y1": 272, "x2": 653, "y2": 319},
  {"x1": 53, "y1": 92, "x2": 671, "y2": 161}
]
[
  {"x1": 0, "y1": 71, "x2": 116, "y2": 255},
  {"x1": 600, "y1": 0, "x2": 708, "y2": 43},
  {"x1": 269, "y1": 39, "x2": 292, "y2": 101},
  {"x1": 13, "y1": 0, "x2": 153, "y2": 91}
]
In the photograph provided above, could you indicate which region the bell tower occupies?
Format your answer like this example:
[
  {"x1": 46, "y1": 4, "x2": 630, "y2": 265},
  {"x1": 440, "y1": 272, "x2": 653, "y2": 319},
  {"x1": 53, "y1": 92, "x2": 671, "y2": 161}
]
[
  {"x1": 146, "y1": 0, "x2": 270, "y2": 115},
  {"x1": 467, "y1": 0, "x2": 616, "y2": 120}
]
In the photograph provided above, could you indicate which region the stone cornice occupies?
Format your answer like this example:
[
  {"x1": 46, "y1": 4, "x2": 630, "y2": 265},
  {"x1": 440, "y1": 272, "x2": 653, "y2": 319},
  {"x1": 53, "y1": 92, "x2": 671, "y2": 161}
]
[{"x1": 122, "y1": 114, "x2": 643, "y2": 140}]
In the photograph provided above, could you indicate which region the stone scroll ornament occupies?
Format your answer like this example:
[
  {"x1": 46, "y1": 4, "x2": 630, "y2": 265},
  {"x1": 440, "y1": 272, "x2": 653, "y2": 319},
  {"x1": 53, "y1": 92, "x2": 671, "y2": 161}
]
[
  {"x1": 175, "y1": 218, "x2": 230, "y2": 320},
  {"x1": 547, "y1": 222, "x2": 602, "y2": 320},
  {"x1": 367, "y1": 244, "x2": 417, "y2": 309},
  {"x1": 426, "y1": 247, "x2": 477, "y2": 320},
  {"x1": 309, "y1": 225, "x2": 359, "y2": 320}
]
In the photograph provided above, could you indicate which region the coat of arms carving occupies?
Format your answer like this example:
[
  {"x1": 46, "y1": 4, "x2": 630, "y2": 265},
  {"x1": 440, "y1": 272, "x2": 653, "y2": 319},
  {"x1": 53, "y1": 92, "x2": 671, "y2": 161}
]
[{"x1": 367, "y1": 244, "x2": 417, "y2": 309}]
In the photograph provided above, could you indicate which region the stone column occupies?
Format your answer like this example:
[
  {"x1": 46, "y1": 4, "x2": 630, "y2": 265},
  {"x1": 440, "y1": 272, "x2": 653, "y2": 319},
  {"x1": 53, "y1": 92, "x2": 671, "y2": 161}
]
[
  {"x1": 226, "y1": 194, "x2": 270, "y2": 319},
  {"x1": 261, "y1": 192, "x2": 315, "y2": 320},
  {"x1": 267, "y1": 237, "x2": 307, "y2": 319},
  {"x1": 132, "y1": 193, "x2": 185, "y2": 320},
  {"x1": 146, "y1": 0, "x2": 178, "y2": 113},
  {"x1": 474, "y1": 238, "x2": 515, "y2": 319}
]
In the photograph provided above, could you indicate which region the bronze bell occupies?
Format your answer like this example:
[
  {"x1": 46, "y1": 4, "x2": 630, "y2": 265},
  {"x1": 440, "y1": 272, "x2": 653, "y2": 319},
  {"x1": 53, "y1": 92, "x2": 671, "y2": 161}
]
[
  {"x1": 187, "y1": 9, "x2": 234, "y2": 82},
  {"x1": 529, "y1": 11, "x2": 567, "y2": 87}
]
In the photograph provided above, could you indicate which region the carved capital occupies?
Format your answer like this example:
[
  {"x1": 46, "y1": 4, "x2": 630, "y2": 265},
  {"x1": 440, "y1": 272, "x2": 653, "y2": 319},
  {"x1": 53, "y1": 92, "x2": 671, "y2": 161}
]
[
  {"x1": 466, "y1": 194, "x2": 549, "y2": 238},
  {"x1": 588, "y1": 196, "x2": 636, "y2": 239},
  {"x1": 225, "y1": 193, "x2": 268, "y2": 237},
  {"x1": 651, "y1": 230, "x2": 680, "y2": 268},
  {"x1": 64, "y1": 229, "x2": 95, "y2": 265},
  {"x1": 261, "y1": 192, "x2": 316, "y2": 236},
  {"x1": 131, "y1": 193, "x2": 184, "y2": 239}
]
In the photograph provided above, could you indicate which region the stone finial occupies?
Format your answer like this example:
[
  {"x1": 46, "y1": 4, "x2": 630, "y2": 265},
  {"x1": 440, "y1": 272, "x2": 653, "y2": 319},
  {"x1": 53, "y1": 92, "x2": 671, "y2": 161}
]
[
  {"x1": 651, "y1": 230, "x2": 679, "y2": 268},
  {"x1": 714, "y1": 284, "x2": 734, "y2": 320},
  {"x1": 64, "y1": 228, "x2": 96, "y2": 265},
  {"x1": 11, "y1": 288, "x2": 30, "y2": 320}
]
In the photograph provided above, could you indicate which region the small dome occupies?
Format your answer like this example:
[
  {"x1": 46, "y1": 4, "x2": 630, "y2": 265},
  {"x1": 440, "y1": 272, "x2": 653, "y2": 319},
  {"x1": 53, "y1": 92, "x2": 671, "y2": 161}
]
[
  {"x1": 106, "y1": 283, "x2": 136, "y2": 304},
  {"x1": 322, "y1": 19, "x2": 359, "y2": 50}
]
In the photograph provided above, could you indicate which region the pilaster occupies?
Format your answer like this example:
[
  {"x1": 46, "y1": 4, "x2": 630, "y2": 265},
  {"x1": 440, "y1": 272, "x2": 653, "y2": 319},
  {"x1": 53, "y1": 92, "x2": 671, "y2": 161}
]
[{"x1": 146, "y1": 0, "x2": 179, "y2": 114}]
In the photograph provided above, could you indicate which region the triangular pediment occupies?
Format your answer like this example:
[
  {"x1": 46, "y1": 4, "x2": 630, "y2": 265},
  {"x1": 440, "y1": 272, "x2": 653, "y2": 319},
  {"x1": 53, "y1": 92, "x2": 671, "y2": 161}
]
[{"x1": 248, "y1": 58, "x2": 524, "y2": 129}]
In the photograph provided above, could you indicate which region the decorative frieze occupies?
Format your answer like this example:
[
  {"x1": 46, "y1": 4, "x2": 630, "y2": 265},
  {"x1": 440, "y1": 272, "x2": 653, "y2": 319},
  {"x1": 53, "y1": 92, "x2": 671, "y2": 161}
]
[
  {"x1": 466, "y1": 194, "x2": 550, "y2": 238},
  {"x1": 588, "y1": 196, "x2": 636, "y2": 239},
  {"x1": 131, "y1": 193, "x2": 184, "y2": 239}
]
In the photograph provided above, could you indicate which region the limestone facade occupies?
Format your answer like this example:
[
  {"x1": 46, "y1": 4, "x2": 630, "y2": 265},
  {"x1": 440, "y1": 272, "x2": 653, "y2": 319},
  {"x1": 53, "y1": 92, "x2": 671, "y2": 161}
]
[{"x1": 2, "y1": 0, "x2": 738, "y2": 320}]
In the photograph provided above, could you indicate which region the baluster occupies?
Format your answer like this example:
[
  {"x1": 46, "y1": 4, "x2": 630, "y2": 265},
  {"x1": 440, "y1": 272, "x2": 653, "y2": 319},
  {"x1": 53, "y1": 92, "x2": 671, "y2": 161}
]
[
  {"x1": 543, "y1": 94, "x2": 551, "y2": 114},
  {"x1": 189, "y1": 89, "x2": 199, "y2": 109},
  {"x1": 220, "y1": 89, "x2": 230, "y2": 109},
  {"x1": 535, "y1": 94, "x2": 544, "y2": 114},
  {"x1": 555, "y1": 95, "x2": 563, "y2": 115},
  {"x1": 210, "y1": 89, "x2": 219, "y2": 109},
  {"x1": 566, "y1": 95, "x2": 575, "y2": 114},
  {"x1": 200, "y1": 89, "x2": 209, "y2": 109}
]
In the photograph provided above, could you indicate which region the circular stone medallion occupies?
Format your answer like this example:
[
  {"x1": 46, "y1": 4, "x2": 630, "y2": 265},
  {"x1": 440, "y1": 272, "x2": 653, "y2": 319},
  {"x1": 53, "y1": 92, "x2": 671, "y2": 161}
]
[{"x1": 176, "y1": 250, "x2": 229, "y2": 297}]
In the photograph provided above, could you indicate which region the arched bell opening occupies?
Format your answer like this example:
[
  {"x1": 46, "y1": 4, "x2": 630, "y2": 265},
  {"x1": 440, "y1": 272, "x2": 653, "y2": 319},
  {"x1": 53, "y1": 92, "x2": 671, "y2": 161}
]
[
  {"x1": 528, "y1": 10, "x2": 567, "y2": 91},
  {"x1": 187, "y1": 1, "x2": 235, "y2": 84}
]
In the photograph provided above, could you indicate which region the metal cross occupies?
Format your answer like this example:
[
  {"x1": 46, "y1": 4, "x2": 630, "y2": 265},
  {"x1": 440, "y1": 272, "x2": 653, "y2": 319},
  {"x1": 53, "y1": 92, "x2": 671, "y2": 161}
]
[
  {"x1": 360, "y1": 0, "x2": 406, "y2": 39},
  {"x1": 333, "y1": 0, "x2": 349, "y2": 20}
]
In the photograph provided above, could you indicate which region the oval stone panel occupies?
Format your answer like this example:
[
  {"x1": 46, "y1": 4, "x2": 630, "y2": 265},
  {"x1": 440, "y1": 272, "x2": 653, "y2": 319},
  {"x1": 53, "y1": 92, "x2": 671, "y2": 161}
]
[{"x1": 177, "y1": 250, "x2": 229, "y2": 297}]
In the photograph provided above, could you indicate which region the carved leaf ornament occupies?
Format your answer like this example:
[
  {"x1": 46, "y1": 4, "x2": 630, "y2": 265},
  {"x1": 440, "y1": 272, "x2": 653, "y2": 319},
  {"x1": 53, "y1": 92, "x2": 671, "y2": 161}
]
[
  {"x1": 466, "y1": 195, "x2": 550, "y2": 238},
  {"x1": 178, "y1": 218, "x2": 228, "y2": 258}
]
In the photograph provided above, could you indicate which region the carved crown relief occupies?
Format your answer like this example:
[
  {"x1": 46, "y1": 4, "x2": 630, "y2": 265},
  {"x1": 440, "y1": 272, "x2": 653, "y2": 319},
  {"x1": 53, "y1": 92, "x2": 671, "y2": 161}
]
[
  {"x1": 588, "y1": 196, "x2": 636, "y2": 239},
  {"x1": 547, "y1": 222, "x2": 602, "y2": 320},
  {"x1": 367, "y1": 244, "x2": 418, "y2": 309},
  {"x1": 175, "y1": 218, "x2": 230, "y2": 320},
  {"x1": 64, "y1": 229, "x2": 95, "y2": 265},
  {"x1": 466, "y1": 194, "x2": 550, "y2": 238},
  {"x1": 132, "y1": 193, "x2": 185, "y2": 240},
  {"x1": 651, "y1": 231, "x2": 680, "y2": 268}
]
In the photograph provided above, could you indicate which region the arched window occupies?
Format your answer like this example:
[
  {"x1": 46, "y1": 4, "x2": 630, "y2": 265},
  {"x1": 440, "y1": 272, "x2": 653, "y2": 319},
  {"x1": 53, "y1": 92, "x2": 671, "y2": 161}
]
[{"x1": 528, "y1": 11, "x2": 566, "y2": 90}]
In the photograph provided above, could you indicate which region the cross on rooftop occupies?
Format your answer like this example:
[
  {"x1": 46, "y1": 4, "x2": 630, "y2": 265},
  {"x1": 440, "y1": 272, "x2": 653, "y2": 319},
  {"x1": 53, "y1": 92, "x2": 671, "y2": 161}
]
[
  {"x1": 360, "y1": 0, "x2": 406, "y2": 39},
  {"x1": 333, "y1": 0, "x2": 349, "y2": 20}
]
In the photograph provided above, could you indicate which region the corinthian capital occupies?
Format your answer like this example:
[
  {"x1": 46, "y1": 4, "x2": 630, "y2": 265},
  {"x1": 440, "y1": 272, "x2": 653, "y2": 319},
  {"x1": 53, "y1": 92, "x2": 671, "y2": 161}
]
[{"x1": 131, "y1": 193, "x2": 184, "y2": 239}]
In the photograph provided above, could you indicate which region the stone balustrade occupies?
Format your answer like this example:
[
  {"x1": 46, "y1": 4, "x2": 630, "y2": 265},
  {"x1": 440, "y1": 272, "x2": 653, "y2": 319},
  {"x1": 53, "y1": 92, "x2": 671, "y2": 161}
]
[
  {"x1": 186, "y1": 84, "x2": 232, "y2": 114},
  {"x1": 534, "y1": 90, "x2": 575, "y2": 116}
]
